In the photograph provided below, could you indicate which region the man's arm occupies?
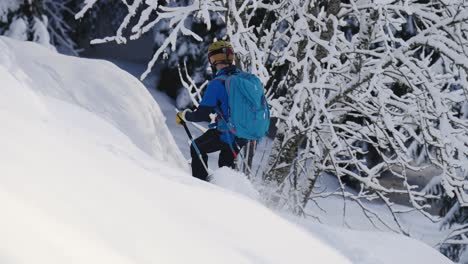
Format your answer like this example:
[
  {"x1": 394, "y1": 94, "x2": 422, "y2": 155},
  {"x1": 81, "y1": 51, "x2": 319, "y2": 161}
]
[
  {"x1": 184, "y1": 79, "x2": 222, "y2": 122},
  {"x1": 184, "y1": 105, "x2": 214, "y2": 122}
]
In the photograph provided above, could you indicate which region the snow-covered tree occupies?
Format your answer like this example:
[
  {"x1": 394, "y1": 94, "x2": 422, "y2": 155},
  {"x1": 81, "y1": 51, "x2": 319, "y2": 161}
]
[
  {"x1": 260, "y1": 1, "x2": 467, "y2": 216},
  {"x1": 439, "y1": 200, "x2": 468, "y2": 262},
  {"x1": 43, "y1": 0, "x2": 81, "y2": 54},
  {"x1": 257, "y1": 0, "x2": 468, "y2": 260},
  {"x1": 0, "y1": 0, "x2": 52, "y2": 49},
  {"x1": 0, "y1": 0, "x2": 79, "y2": 54},
  {"x1": 153, "y1": 0, "x2": 225, "y2": 100},
  {"x1": 76, "y1": 0, "x2": 226, "y2": 98}
]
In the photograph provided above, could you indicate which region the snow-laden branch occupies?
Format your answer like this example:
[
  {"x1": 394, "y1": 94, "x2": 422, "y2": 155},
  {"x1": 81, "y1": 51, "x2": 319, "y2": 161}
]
[
  {"x1": 77, "y1": 0, "x2": 226, "y2": 80},
  {"x1": 261, "y1": 1, "x2": 468, "y2": 252}
]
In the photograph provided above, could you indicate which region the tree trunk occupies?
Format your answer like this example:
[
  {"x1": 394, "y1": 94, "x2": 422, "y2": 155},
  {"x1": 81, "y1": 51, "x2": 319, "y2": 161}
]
[{"x1": 264, "y1": 0, "x2": 341, "y2": 205}]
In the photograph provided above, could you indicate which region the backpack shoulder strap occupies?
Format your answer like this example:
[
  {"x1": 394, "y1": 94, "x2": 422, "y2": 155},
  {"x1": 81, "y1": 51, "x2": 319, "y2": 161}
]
[
  {"x1": 214, "y1": 68, "x2": 242, "y2": 95},
  {"x1": 214, "y1": 74, "x2": 235, "y2": 95},
  {"x1": 214, "y1": 74, "x2": 229, "y2": 82}
]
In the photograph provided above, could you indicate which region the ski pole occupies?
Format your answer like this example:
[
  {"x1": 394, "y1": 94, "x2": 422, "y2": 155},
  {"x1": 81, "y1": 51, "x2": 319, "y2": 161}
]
[{"x1": 177, "y1": 113, "x2": 210, "y2": 176}]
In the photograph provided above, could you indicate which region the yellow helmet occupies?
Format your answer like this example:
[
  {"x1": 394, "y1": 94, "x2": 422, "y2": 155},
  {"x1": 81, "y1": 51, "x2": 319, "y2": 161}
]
[{"x1": 208, "y1": 40, "x2": 234, "y2": 66}]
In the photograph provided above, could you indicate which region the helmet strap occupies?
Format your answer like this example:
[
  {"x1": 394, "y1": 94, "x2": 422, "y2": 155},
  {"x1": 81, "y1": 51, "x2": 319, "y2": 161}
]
[{"x1": 210, "y1": 64, "x2": 217, "y2": 76}]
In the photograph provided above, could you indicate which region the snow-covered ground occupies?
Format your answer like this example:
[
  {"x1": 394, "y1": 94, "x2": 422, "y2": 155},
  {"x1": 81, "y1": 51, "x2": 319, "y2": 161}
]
[{"x1": 0, "y1": 37, "x2": 452, "y2": 264}]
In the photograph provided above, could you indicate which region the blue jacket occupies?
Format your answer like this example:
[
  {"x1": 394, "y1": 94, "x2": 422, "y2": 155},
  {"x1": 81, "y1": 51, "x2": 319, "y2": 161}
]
[{"x1": 185, "y1": 65, "x2": 239, "y2": 125}]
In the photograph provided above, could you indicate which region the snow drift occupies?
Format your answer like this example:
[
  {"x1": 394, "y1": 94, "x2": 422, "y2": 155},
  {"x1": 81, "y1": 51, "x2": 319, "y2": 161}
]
[
  {"x1": 0, "y1": 36, "x2": 186, "y2": 169},
  {"x1": 0, "y1": 37, "x2": 349, "y2": 264},
  {"x1": 0, "y1": 37, "x2": 451, "y2": 264}
]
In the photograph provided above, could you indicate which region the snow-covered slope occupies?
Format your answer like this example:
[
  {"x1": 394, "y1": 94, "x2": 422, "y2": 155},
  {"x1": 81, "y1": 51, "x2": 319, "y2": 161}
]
[
  {"x1": 0, "y1": 37, "x2": 186, "y2": 169},
  {"x1": 0, "y1": 37, "x2": 451, "y2": 264}
]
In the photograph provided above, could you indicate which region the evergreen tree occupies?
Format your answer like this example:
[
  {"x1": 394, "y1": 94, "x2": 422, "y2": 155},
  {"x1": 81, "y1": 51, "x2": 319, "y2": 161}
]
[
  {"x1": 0, "y1": 0, "x2": 53, "y2": 49},
  {"x1": 0, "y1": 0, "x2": 80, "y2": 54}
]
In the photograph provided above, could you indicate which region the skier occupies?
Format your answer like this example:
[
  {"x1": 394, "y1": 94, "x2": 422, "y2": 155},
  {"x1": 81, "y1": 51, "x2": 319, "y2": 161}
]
[{"x1": 176, "y1": 40, "x2": 248, "y2": 181}]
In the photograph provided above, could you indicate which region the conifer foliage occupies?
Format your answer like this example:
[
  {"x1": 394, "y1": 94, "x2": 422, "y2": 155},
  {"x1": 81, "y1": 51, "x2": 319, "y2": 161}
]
[
  {"x1": 0, "y1": 0, "x2": 79, "y2": 54},
  {"x1": 0, "y1": 0, "x2": 52, "y2": 48}
]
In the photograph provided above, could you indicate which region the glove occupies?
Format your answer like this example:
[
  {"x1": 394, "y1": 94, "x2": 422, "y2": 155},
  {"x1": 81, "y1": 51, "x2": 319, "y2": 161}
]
[{"x1": 176, "y1": 109, "x2": 192, "y2": 125}]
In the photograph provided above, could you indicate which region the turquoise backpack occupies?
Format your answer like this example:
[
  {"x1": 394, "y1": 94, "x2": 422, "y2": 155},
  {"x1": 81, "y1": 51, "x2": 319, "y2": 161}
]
[{"x1": 216, "y1": 71, "x2": 270, "y2": 145}]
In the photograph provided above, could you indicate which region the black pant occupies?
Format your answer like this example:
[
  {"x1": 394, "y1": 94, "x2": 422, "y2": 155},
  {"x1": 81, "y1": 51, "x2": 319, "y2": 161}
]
[{"x1": 190, "y1": 129, "x2": 247, "y2": 181}]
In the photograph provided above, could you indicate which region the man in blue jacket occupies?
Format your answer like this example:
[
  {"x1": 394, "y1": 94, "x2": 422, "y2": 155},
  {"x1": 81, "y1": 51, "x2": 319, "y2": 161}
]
[{"x1": 176, "y1": 40, "x2": 247, "y2": 181}]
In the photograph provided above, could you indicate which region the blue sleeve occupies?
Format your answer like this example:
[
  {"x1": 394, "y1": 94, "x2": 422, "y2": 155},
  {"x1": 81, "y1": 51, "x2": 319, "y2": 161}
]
[
  {"x1": 199, "y1": 79, "x2": 223, "y2": 107},
  {"x1": 184, "y1": 79, "x2": 223, "y2": 122},
  {"x1": 185, "y1": 105, "x2": 213, "y2": 122}
]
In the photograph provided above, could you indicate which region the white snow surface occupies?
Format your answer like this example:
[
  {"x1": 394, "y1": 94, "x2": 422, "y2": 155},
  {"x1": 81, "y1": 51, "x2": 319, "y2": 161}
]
[
  {"x1": 0, "y1": 37, "x2": 186, "y2": 170},
  {"x1": 0, "y1": 37, "x2": 452, "y2": 264},
  {"x1": 210, "y1": 167, "x2": 260, "y2": 201}
]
